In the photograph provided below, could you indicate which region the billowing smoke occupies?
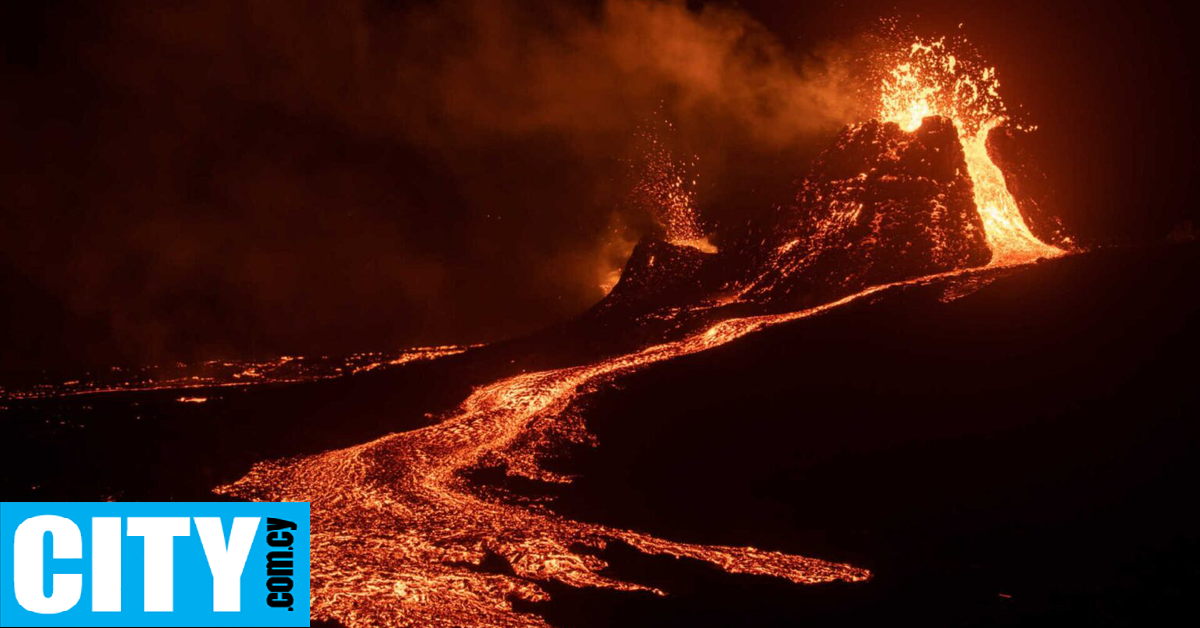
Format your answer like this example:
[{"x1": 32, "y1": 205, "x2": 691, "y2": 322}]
[
  {"x1": 0, "y1": 0, "x2": 860, "y2": 372},
  {"x1": 396, "y1": 0, "x2": 855, "y2": 145}
]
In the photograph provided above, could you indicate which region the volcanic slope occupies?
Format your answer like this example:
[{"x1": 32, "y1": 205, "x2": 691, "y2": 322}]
[{"x1": 536, "y1": 242, "x2": 1200, "y2": 628}]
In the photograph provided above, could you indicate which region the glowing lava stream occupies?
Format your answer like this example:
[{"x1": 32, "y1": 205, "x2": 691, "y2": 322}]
[
  {"x1": 956, "y1": 120, "x2": 1062, "y2": 266},
  {"x1": 213, "y1": 264, "x2": 1022, "y2": 628}
]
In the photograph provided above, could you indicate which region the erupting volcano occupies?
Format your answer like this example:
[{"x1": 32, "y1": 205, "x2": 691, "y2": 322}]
[
  {"x1": 208, "y1": 34, "x2": 1071, "y2": 628},
  {"x1": 4, "y1": 3, "x2": 1197, "y2": 627},
  {"x1": 877, "y1": 37, "x2": 1066, "y2": 266}
]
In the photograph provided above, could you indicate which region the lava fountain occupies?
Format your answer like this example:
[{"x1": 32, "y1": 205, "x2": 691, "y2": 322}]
[
  {"x1": 878, "y1": 38, "x2": 1064, "y2": 266},
  {"x1": 629, "y1": 116, "x2": 717, "y2": 254}
]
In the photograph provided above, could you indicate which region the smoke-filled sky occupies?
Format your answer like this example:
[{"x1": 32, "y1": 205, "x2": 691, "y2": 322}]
[{"x1": 2, "y1": 0, "x2": 1195, "y2": 373}]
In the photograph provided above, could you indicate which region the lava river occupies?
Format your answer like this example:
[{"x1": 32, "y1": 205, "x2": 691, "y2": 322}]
[{"x1": 213, "y1": 266, "x2": 1032, "y2": 628}]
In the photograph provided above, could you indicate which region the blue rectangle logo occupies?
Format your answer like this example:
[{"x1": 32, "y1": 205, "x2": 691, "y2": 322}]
[{"x1": 0, "y1": 502, "x2": 309, "y2": 627}]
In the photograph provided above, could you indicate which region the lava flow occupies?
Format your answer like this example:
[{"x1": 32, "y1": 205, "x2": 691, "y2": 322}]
[
  {"x1": 216, "y1": 35, "x2": 1067, "y2": 628},
  {"x1": 0, "y1": 346, "x2": 474, "y2": 401},
  {"x1": 216, "y1": 277, "x2": 925, "y2": 628}
]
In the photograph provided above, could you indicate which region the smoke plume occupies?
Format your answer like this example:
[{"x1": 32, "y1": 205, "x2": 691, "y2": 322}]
[{"x1": 1, "y1": 0, "x2": 859, "y2": 371}]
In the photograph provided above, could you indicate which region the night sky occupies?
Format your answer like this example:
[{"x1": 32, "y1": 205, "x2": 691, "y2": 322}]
[{"x1": 2, "y1": 0, "x2": 1194, "y2": 374}]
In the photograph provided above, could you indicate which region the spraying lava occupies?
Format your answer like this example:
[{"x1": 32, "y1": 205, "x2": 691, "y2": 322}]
[
  {"x1": 878, "y1": 37, "x2": 1064, "y2": 266},
  {"x1": 629, "y1": 117, "x2": 717, "y2": 254}
]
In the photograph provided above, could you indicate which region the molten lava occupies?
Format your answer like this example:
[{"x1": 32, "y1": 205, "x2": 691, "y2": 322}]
[
  {"x1": 217, "y1": 279, "x2": 928, "y2": 628},
  {"x1": 878, "y1": 38, "x2": 1063, "y2": 266}
]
